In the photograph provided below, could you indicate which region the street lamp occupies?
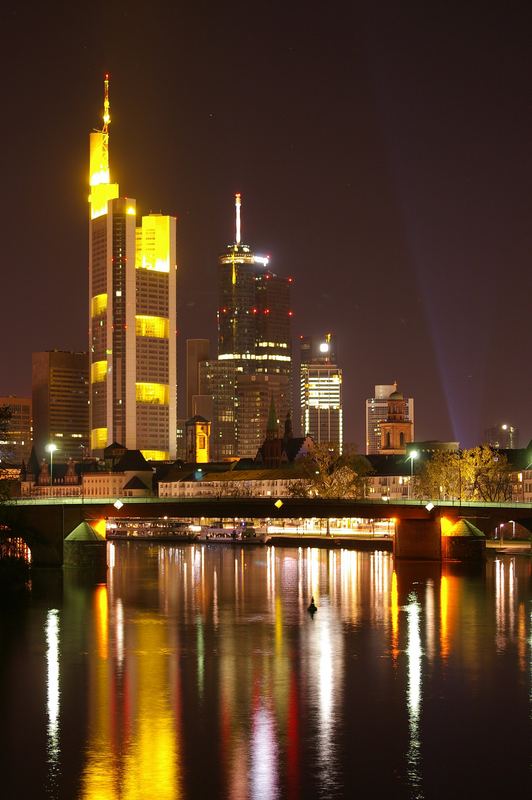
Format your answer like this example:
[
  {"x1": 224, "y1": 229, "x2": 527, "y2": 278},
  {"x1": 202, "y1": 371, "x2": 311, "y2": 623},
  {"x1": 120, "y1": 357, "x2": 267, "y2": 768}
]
[
  {"x1": 46, "y1": 443, "x2": 57, "y2": 488},
  {"x1": 408, "y1": 450, "x2": 419, "y2": 498}
]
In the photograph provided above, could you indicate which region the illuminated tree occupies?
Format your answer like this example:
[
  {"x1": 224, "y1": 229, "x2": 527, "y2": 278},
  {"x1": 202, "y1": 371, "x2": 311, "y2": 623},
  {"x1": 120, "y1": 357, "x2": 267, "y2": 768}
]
[
  {"x1": 289, "y1": 444, "x2": 372, "y2": 499},
  {"x1": 414, "y1": 446, "x2": 511, "y2": 502}
]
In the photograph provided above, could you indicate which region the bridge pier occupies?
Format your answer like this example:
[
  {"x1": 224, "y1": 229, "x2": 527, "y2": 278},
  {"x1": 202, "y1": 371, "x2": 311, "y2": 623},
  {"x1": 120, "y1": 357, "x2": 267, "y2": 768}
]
[{"x1": 394, "y1": 518, "x2": 442, "y2": 560}]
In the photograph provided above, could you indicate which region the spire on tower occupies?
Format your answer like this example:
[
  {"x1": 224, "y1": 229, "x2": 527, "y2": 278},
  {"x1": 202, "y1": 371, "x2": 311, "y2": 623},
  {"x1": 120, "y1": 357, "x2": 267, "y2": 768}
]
[
  {"x1": 235, "y1": 192, "x2": 241, "y2": 245},
  {"x1": 103, "y1": 73, "x2": 111, "y2": 132}
]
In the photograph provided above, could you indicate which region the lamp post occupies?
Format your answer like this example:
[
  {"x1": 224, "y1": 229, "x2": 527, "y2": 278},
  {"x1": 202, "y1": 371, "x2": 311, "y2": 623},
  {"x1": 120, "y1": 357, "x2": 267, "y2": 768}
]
[
  {"x1": 45, "y1": 443, "x2": 57, "y2": 490},
  {"x1": 408, "y1": 450, "x2": 419, "y2": 498}
]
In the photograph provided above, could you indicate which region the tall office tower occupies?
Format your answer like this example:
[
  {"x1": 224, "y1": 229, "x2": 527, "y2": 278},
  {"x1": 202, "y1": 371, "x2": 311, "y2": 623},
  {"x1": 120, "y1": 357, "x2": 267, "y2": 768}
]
[
  {"x1": 300, "y1": 333, "x2": 343, "y2": 452},
  {"x1": 198, "y1": 360, "x2": 237, "y2": 460},
  {"x1": 485, "y1": 423, "x2": 519, "y2": 450},
  {"x1": 365, "y1": 383, "x2": 414, "y2": 454},
  {"x1": 88, "y1": 75, "x2": 177, "y2": 460},
  {"x1": 186, "y1": 339, "x2": 210, "y2": 418},
  {"x1": 0, "y1": 396, "x2": 32, "y2": 464},
  {"x1": 32, "y1": 351, "x2": 89, "y2": 461},
  {"x1": 216, "y1": 194, "x2": 292, "y2": 457}
]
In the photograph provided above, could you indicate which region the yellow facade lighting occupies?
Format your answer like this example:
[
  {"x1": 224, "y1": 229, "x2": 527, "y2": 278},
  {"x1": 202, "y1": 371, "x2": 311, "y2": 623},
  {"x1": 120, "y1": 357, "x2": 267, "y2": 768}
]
[
  {"x1": 91, "y1": 293, "x2": 108, "y2": 318},
  {"x1": 135, "y1": 215, "x2": 172, "y2": 272},
  {"x1": 141, "y1": 449, "x2": 170, "y2": 461},
  {"x1": 91, "y1": 360, "x2": 107, "y2": 383},
  {"x1": 91, "y1": 427, "x2": 108, "y2": 450},
  {"x1": 135, "y1": 315, "x2": 170, "y2": 339},
  {"x1": 136, "y1": 382, "x2": 169, "y2": 405}
]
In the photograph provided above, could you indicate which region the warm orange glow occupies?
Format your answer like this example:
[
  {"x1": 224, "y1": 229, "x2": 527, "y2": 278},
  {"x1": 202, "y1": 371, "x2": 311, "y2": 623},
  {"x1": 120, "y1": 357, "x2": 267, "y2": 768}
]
[
  {"x1": 391, "y1": 570, "x2": 399, "y2": 661},
  {"x1": 440, "y1": 516, "x2": 455, "y2": 537},
  {"x1": 440, "y1": 575, "x2": 449, "y2": 660},
  {"x1": 92, "y1": 519, "x2": 107, "y2": 539},
  {"x1": 95, "y1": 585, "x2": 108, "y2": 660}
]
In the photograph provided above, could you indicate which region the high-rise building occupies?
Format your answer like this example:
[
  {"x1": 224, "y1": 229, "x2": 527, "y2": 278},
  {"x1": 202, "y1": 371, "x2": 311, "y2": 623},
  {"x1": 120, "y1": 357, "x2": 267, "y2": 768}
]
[
  {"x1": 300, "y1": 333, "x2": 343, "y2": 452},
  {"x1": 0, "y1": 396, "x2": 32, "y2": 464},
  {"x1": 198, "y1": 360, "x2": 237, "y2": 460},
  {"x1": 186, "y1": 339, "x2": 210, "y2": 418},
  {"x1": 485, "y1": 423, "x2": 519, "y2": 450},
  {"x1": 365, "y1": 383, "x2": 414, "y2": 454},
  {"x1": 214, "y1": 194, "x2": 292, "y2": 457},
  {"x1": 88, "y1": 75, "x2": 177, "y2": 460},
  {"x1": 32, "y1": 351, "x2": 89, "y2": 461}
]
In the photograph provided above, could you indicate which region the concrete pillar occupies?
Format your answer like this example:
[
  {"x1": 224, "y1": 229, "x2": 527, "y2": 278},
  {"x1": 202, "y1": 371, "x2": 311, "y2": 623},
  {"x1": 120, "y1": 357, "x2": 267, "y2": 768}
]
[{"x1": 394, "y1": 518, "x2": 442, "y2": 560}]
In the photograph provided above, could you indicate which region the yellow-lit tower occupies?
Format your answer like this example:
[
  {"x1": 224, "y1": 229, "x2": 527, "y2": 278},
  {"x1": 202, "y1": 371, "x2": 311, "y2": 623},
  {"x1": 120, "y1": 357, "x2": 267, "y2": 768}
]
[{"x1": 88, "y1": 76, "x2": 177, "y2": 459}]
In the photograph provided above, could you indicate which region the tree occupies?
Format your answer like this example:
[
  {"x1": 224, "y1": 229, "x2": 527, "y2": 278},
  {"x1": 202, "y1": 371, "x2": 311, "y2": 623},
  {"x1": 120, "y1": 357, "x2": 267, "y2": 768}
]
[
  {"x1": 289, "y1": 444, "x2": 372, "y2": 499},
  {"x1": 414, "y1": 446, "x2": 512, "y2": 502}
]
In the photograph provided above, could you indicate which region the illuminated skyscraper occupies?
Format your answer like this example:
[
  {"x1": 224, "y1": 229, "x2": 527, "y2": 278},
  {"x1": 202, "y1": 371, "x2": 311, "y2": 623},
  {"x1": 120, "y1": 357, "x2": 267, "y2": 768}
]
[
  {"x1": 365, "y1": 383, "x2": 414, "y2": 454},
  {"x1": 300, "y1": 334, "x2": 343, "y2": 452},
  {"x1": 88, "y1": 76, "x2": 177, "y2": 459},
  {"x1": 215, "y1": 195, "x2": 292, "y2": 457}
]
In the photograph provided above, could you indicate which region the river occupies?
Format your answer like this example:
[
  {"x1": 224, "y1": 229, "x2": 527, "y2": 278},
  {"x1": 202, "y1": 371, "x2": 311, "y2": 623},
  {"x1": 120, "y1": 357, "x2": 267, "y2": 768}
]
[{"x1": 0, "y1": 543, "x2": 530, "y2": 798}]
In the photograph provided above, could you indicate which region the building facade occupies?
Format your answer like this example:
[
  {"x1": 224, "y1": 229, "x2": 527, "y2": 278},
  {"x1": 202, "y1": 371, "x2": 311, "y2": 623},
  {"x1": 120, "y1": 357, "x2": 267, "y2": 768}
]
[
  {"x1": 186, "y1": 339, "x2": 210, "y2": 418},
  {"x1": 88, "y1": 75, "x2": 177, "y2": 460},
  {"x1": 214, "y1": 194, "x2": 292, "y2": 458},
  {"x1": 365, "y1": 383, "x2": 414, "y2": 454},
  {"x1": 0, "y1": 396, "x2": 32, "y2": 465},
  {"x1": 300, "y1": 333, "x2": 343, "y2": 452},
  {"x1": 379, "y1": 387, "x2": 414, "y2": 455},
  {"x1": 32, "y1": 351, "x2": 89, "y2": 461},
  {"x1": 198, "y1": 360, "x2": 237, "y2": 460}
]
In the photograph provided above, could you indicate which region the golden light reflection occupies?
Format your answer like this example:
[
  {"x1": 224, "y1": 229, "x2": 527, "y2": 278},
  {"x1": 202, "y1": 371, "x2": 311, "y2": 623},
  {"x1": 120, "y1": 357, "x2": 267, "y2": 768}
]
[
  {"x1": 391, "y1": 571, "x2": 399, "y2": 661},
  {"x1": 121, "y1": 615, "x2": 180, "y2": 800},
  {"x1": 440, "y1": 575, "x2": 449, "y2": 660},
  {"x1": 406, "y1": 593, "x2": 423, "y2": 795},
  {"x1": 95, "y1": 584, "x2": 108, "y2": 660},
  {"x1": 495, "y1": 559, "x2": 506, "y2": 653}
]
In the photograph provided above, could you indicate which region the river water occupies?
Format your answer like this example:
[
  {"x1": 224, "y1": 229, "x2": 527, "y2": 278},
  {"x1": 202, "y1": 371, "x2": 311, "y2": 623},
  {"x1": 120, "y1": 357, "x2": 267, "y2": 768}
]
[{"x1": 0, "y1": 543, "x2": 530, "y2": 799}]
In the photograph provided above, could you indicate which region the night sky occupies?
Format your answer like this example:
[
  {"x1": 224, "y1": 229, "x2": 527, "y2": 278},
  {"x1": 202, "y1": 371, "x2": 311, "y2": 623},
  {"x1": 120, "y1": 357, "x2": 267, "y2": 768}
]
[{"x1": 1, "y1": 1, "x2": 531, "y2": 449}]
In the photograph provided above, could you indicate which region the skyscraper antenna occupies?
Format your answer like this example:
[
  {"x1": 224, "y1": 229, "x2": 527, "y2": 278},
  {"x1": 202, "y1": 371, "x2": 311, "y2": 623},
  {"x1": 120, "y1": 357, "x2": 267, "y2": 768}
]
[
  {"x1": 103, "y1": 73, "x2": 111, "y2": 133},
  {"x1": 235, "y1": 193, "x2": 241, "y2": 245}
]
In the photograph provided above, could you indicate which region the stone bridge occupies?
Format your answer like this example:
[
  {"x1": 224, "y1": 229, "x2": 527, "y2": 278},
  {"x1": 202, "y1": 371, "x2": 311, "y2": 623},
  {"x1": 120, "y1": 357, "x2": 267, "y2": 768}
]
[{"x1": 2, "y1": 496, "x2": 531, "y2": 566}]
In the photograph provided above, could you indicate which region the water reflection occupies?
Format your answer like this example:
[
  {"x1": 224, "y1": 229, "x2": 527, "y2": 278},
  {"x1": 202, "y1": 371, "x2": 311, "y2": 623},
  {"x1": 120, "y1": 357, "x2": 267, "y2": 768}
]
[
  {"x1": 2, "y1": 545, "x2": 531, "y2": 799},
  {"x1": 45, "y1": 608, "x2": 60, "y2": 794},
  {"x1": 406, "y1": 593, "x2": 423, "y2": 799}
]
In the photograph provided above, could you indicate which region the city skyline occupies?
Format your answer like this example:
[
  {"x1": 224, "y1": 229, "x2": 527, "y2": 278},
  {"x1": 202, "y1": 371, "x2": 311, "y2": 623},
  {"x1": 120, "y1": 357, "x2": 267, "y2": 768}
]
[{"x1": 1, "y1": 4, "x2": 531, "y2": 449}]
